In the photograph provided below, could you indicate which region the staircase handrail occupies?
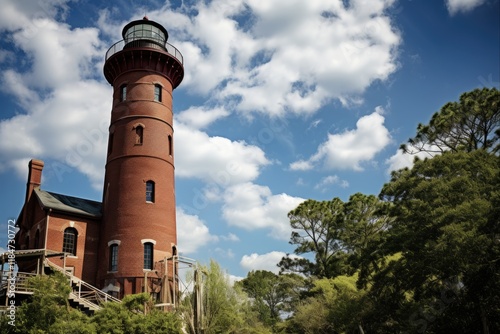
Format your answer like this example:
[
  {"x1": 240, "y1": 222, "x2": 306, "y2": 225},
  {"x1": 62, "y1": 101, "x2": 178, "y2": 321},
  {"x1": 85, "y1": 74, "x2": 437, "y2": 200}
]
[{"x1": 45, "y1": 260, "x2": 121, "y2": 304}]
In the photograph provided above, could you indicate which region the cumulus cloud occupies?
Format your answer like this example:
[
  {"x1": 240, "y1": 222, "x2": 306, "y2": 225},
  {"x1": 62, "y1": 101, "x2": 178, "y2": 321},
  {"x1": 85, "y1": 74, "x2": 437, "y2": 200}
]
[
  {"x1": 175, "y1": 122, "x2": 270, "y2": 185},
  {"x1": 0, "y1": 0, "x2": 401, "y2": 189},
  {"x1": 445, "y1": 0, "x2": 486, "y2": 15},
  {"x1": 176, "y1": 106, "x2": 230, "y2": 129},
  {"x1": 132, "y1": 0, "x2": 401, "y2": 117},
  {"x1": 177, "y1": 208, "x2": 218, "y2": 254},
  {"x1": 222, "y1": 183, "x2": 305, "y2": 239},
  {"x1": 314, "y1": 175, "x2": 349, "y2": 191},
  {"x1": 228, "y1": 274, "x2": 244, "y2": 285},
  {"x1": 386, "y1": 145, "x2": 442, "y2": 173},
  {"x1": 0, "y1": 0, "x2": 110, "y2": 188},
  {"x1": 240, "y1": 251, "x2": 301, "y2": 274},
  {"x1": 220, "y1": 233, "x2": 240, "y2": 242},
  {"x1": 214, "y1": 247, "x2": 236, "y2": 259},
  {"x1": 290, "y1": 107, "x2": 391, "y2": 172}
]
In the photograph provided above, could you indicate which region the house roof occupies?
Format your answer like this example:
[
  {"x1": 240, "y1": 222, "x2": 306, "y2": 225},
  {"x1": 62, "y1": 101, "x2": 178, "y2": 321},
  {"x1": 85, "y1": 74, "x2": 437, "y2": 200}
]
[{"x1": 34, "y1": 188, "x2": 102, "y2": 218}]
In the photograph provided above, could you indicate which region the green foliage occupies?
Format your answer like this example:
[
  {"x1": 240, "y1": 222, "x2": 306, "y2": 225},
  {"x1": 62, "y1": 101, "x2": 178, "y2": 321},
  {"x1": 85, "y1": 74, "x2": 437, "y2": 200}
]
[
  {"x1": 92, "y1": 293, "x2": 182, "y2": 334},
  {"x1": 179, "y1": 260, "x2": 270, "y2": 334},
  {"x1": 281, "y1": 274, "x2": 367, "y2": 334},
  {"x1": 279, "y1": 194, "x2": 392, "y2": 279},
  {"x1": 278, "y1": 88, "x2": 500, "y2": 333},
  {"x1": 236, "y1": 270, "x2": 306, "y2": 327},
  {"x1": 369, "y1": 150, "x2": 500, "y2": 333},
  {"x1": 402, "y1": 87, "x2": 500, "y2": 155},
  {"x1": 0, "y1": 271, "x2": 95, "y2": 334},
  {"x1": 0, "y1": 274, "x2": 181, "y2": 334}
]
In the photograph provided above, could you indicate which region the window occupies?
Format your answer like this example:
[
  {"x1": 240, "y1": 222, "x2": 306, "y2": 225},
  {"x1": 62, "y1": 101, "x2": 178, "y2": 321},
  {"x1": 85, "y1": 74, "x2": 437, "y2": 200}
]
[
  {"x1": 120, "y1": 85, "x2": 127, "y2": 102},
  {"x1": 34, "y1": 230, "x2": 40, "y2": 249},
  {"x1": 109, "y1": 244, "x2": 118, "y2": 271},
  {"x1": 63, "y1": 227, "x2": 78, "y2": 256},
  {"x1": 25, "y1": 235, "x2": 29, "y2": 249},
  {"x1": 146, "y1": 181, "x2": 155, "y2": 203},
  {"x1": 144, "y1": 242, "x2": 154, "y2": 270},
  {"x1": 135, "y1": 126, "x2": 143, "y2": 145},
  {"x1": 154, "y1": 84, "x2": 162, "y2": 102},
  {"x1": 168, "y1": 135, "x2": 172, "y2": 156},
  {"x1": 108, "y1": 133, "x2": 114, "y2": 155}
]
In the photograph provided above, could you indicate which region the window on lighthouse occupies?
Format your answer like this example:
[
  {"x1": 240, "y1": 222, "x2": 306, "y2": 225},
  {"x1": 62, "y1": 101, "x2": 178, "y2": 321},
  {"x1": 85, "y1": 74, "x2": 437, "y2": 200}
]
[
  {"x1": 146, "y1": 181, "x2": 155, "y2": 203},
  {"x1": 168, "y1": 135, "x2": 172, "y2": 156},
  {"x1": 120, "y1": 84, "x2": 127, "y2": 102},
  {"x1": 135, "y1": 126, "x2": 144, "y2": 145},
  {"x1": 144, "y1": 242, "x2": 154, "y2": 270},
  {"x1": 154, "y1": 84, "x2": 162, "y2": 102},
  {"x1": 109, "y1": 244, "x2": 118, "y2": 272}
]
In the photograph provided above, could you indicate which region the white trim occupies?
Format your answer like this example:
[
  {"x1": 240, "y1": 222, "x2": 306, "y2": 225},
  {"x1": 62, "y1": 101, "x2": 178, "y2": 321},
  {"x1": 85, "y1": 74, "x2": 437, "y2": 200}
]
[
  {"x1": 108, "y1": 240, "x2": 122, "y2": 246},
  {"x1": 141, "y1": 239, "x2": 156, "y2": 245}
]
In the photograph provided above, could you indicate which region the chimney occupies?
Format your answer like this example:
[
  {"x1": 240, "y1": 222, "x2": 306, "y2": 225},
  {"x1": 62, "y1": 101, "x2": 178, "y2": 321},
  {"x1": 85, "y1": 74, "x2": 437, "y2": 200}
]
[{"x1": 26, "y1": 159, "x2": 44, "y2": 203}]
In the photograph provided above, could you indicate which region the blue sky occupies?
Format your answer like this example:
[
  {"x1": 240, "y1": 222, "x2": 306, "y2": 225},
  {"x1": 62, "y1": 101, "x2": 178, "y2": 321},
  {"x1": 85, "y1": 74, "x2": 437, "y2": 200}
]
[{"x1": 0, "y1": 0, "x2": 498, "y2": 280}]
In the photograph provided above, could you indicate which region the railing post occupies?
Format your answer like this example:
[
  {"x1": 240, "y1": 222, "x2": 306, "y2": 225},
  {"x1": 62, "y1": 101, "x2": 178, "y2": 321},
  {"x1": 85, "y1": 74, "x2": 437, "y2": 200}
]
[{"x1": 78, "y1": 280, "x2": 82, "y2": 299}]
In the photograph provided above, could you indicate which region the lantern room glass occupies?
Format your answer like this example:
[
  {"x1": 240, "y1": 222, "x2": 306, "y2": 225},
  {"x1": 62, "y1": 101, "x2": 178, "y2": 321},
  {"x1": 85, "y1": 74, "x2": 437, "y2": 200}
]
[{"x1": 123, "y1": 23, "x2": 166, "y2": 45}]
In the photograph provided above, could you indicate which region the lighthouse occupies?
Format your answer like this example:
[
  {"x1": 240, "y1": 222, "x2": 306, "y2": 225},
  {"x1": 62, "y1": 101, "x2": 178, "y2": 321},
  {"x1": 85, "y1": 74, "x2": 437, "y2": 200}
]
[{"x1": 98, "y1": 17, "x2": 184, "y2": 300}]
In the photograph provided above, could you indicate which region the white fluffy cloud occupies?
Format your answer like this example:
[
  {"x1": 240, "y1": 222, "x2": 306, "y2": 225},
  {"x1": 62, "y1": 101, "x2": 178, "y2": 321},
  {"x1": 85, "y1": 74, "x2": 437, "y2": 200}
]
[
  {"x1": 290, "y1": 107, "x2": 391, "y2": 171},
  {"x1": 221, "y1": 233, "x2": 240, "y2": 242},
  {"x1": 314, "y1": 175, "x2": 349, "y2": 191},
  {"x1": 175, "y1": 122, "x2": 270, "y2": 185},
  {"x1": 386, "y1": 144, "x2": 443, "y2": 173},
  {"x1": 240, "y1": 251, "x2": 288, "y2": 274},
  {"x1": 176, "y1": 106, "x2": 230, "y2": 129},
  {"x1": 176, "y1": 208, "x2": 218, "y2": 254},
  {"x1": 445, "y1": 0, "x2": 486, "y2": 15},
  {"x1": 0, "y1": 0, "x2": 109, "y2": 188},
  {"x1": 0, "y1": 0, "x2": 401, "y2": 186},
  {"x1": 222, "y1": 183, "x2": 305, "y2": 239},
  {"x1": 135, "y1": 0, "x2": 401, "y2": 117}
]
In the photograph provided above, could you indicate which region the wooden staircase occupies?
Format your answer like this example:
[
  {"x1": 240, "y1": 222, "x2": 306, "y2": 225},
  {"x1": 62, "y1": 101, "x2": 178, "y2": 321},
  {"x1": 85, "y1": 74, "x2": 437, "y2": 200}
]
[
  {"x1": 0, "y1": 271, "x2": 38, "y2": 297},
  {"x1": 45, "y1": 260, "x2": 121, "y2": 314}
]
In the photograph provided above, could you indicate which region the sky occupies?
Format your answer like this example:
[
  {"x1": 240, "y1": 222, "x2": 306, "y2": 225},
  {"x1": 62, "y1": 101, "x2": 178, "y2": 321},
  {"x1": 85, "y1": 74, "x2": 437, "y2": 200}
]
[{"x1": 0, "y1": 0, "x2": 498, "y2": 281}]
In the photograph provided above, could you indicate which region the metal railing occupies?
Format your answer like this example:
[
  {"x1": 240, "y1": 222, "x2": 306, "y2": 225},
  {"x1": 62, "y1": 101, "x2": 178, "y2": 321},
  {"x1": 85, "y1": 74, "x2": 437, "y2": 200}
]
[
  {"x1": 0, "y1": 271, "x2": 38, "y2": 296},
  {"x1": 45, "y1": 260, "x2": 121, "y2": 308},
  {"x1": 105, "y1": 39, "x2": 183, "y2": 65}
]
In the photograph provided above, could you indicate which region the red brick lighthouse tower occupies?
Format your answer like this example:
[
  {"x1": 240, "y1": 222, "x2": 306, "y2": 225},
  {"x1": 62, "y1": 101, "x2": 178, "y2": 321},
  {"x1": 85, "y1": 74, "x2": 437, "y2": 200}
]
[{"x1": 98, "y1": 17, "x2": 183, "y2": 301}]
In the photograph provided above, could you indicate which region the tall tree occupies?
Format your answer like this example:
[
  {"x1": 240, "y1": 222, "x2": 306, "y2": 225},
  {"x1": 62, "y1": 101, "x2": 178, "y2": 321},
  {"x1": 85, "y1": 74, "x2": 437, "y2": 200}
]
[
  {"x1": 279, "y1": 198, "x2": 347, "y2": 278},
  {"x1": 236, "y1": 270, "x2": 305, "y2": 327},
  {"x1": 342, "y1": 193, "x2": 393, "y2": 276},
  {"x1": 368, "y1": 150, "x2": 500, "y2": 333},
  {"x1": 401, "y1": 87, "x2": 500, "y2": 155},
  {"x1": 280, "y1": 194, "x2": 391, "y2": 279}
]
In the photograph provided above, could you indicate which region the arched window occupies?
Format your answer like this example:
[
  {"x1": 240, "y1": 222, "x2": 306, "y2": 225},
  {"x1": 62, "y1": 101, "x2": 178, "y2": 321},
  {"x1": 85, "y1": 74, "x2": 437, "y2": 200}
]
[
  {"x1": 109, "y1": 244, "x2": 119, "y2": 272},
  {"x1": 25, "y1": 235, "x2": 30, "y2": 250},
  {"x1": 154, "y1": 84, "x2": 162, "y2": 102},
  {"x1": 34, "y1": 230, "x2": 40, "y2": 249},
  {"x1": 144, "y1": 242, "x2": 154, "y2": 270},
  {"x1": 120, "y1": 84, "x2": 127, "y2": 102},
  {"x1": 146, "y1": 180, "x2": 155, "y2": 203},
  {"x1": 63, "y1": 227, "x2": 78, "y2": 256},
  {"x1": 135, "y1": 125, "x2": 143, "y2": 145},
  {"x1": 168, "y1": 135, "x2": 172, "y2": 156}
]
